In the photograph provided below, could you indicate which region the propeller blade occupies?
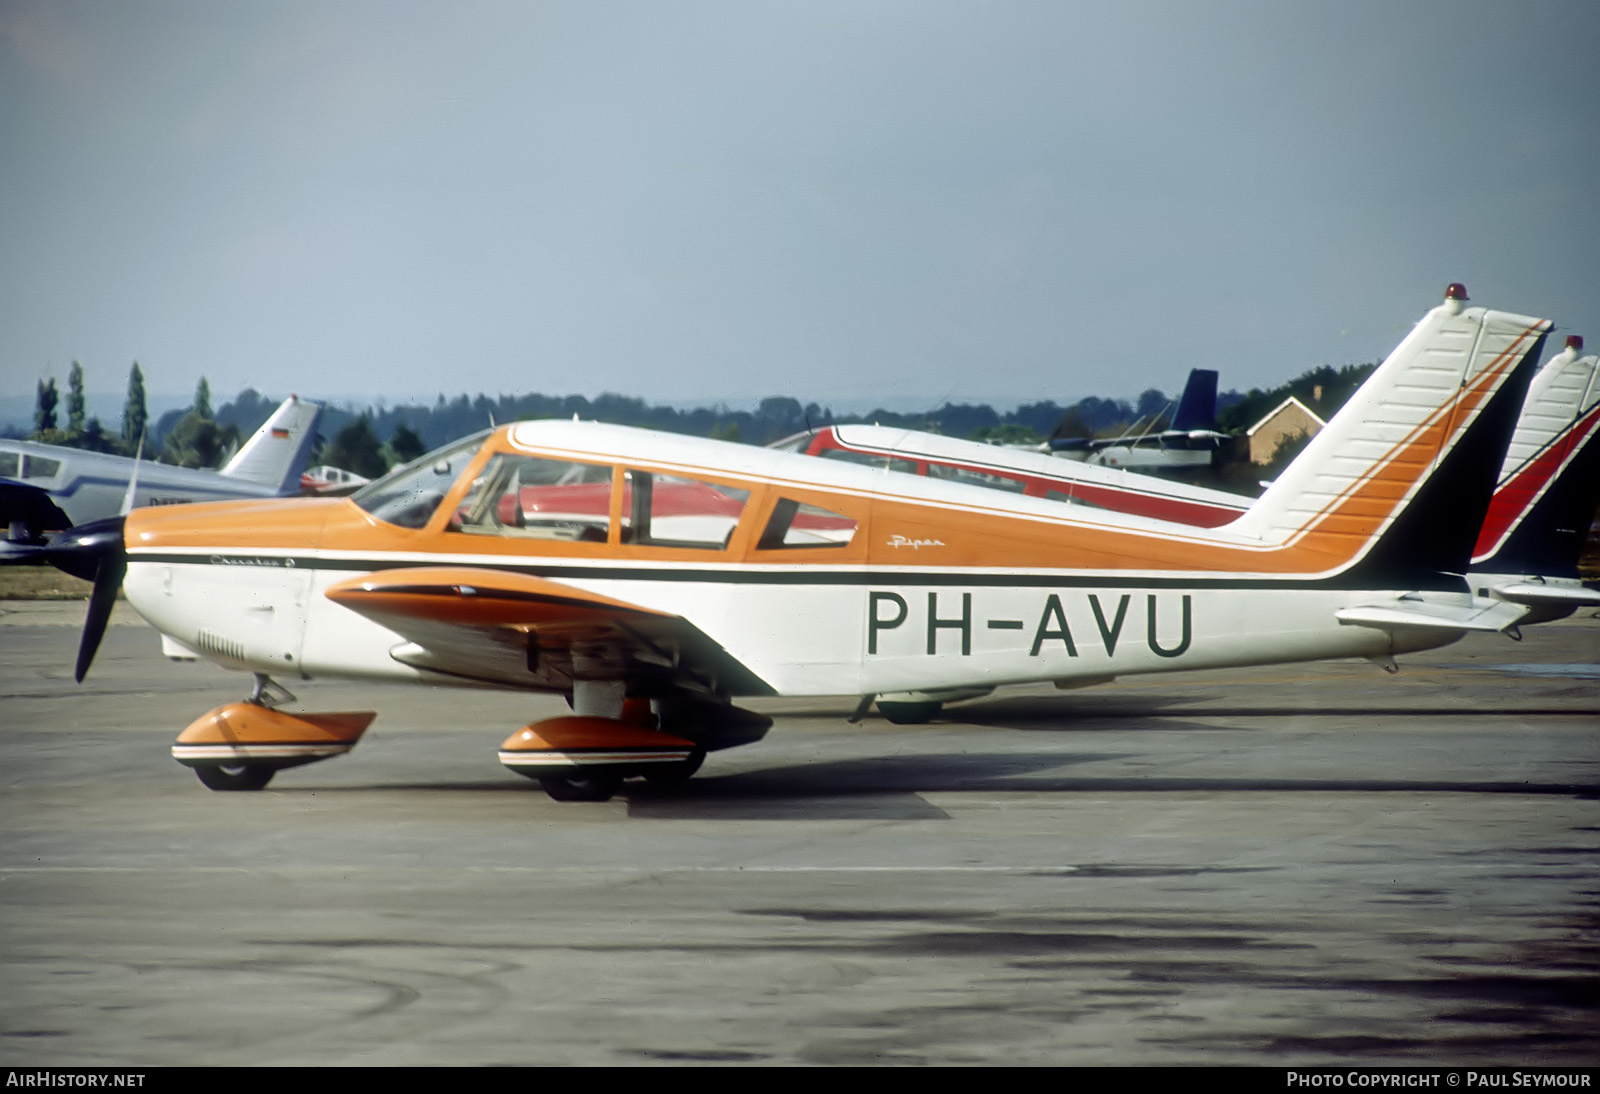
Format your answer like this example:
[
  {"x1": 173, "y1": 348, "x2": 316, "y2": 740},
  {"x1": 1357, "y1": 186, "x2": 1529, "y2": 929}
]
[
  {"x1": 75, "y1": 548, "x2": 125, "y2": 682},
  {"x1": 33, "y1": 515, "x2": 128, "y2": 682}
]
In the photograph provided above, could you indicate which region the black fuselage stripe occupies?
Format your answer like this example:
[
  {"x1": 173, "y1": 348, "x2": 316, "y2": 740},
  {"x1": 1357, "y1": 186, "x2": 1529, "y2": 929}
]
[{"x1": 127, "y1": 551, "x2": 1460, "y2": 592}]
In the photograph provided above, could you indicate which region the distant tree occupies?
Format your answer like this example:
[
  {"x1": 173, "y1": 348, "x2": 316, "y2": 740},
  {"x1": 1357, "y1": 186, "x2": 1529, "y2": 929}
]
[
  {"x1": 81, "y1": 417, "x2": 118, "y2": 454},
  {"x1": 162, "y1": 411, "x2": 226, "y2": 469},
  {"x1": 66, "y1": 362, "x2": 86, "y2": 436},
  {"x1": 34, "y1": 378, "x2": 59, "y2": 434},
  {"x1": 323, "y1": 416, "x2": 388, "y2": 479},
  {"x1": 969, "y1": 423, "x2": 1042, "y2": 445},
  {"x1": 1047, "y1": 405, "x2": 1092, "y2": 441},
  {"x1": 122, "y1": 364, "x2": 148, "y2": 452},
  {"x1": 388, "y1": 423, "x2": 426, "y2": 465},
  {"x1": 1134, "y1": 387, "x2": 1170, "y2": 421},
  {"x1": 754, "y1": 396, "x2": 804, "y2": 443},
  {"x1": 193, "y1": 377, "x2": 212, "y2": 421},
  {"x1": 709, "y1": 421, "x2": 743, "y2": 444}
]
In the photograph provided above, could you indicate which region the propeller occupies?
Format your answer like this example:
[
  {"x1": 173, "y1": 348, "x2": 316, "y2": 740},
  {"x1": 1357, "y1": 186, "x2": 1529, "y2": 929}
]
[
  {"x1": 63, "y1": 427, "x2": 140, "y2": 681},
  {"x1": 38, "y1": 516, "x2": 128, "y2": 682}
]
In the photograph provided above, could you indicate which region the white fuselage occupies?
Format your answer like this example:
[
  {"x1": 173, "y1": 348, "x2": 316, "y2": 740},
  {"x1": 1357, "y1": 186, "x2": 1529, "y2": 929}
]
[{"x1": 123, "y1": 543, "x2": 1452, "y2": 699}]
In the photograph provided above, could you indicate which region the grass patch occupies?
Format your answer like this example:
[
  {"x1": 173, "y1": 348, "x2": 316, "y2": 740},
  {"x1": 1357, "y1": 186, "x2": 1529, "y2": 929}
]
[{"x1": 0, "y1": 565, "x2": 92, "y2": 600}]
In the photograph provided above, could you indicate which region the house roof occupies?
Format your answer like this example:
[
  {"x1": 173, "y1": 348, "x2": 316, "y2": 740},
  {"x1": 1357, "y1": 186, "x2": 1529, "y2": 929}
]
[{"x1": 1245, "y1": 395, "x2": 1327, "y2": 437}]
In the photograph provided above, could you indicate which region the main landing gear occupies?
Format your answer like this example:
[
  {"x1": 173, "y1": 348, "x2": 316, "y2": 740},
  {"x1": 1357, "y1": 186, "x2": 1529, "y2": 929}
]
[
  {"x1": 171, "y1": 673, "x2": 375, "y2": 791},
  {"x1": 500, "y1": 691, "x2": 768, "y2": 802},
  {"x1": 497, "y1": 710, "x2": 706, "y2": 803},
  {"x1": 870, "y1": 688, "x2": 994, "y2": 725}
]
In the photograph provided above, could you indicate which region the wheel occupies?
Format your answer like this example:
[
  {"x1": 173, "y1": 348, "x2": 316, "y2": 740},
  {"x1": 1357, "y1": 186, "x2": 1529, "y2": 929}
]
[
  {"x1": 538, "y1": 773, "x2": 622, "y2": 802},
  {"x1": 876, "y1": 699, "x2": 943, "y2": 725},
  {"x1": 641, "y1": 750, "x2": 705, "y2": 784},
  {"x1": 193, "y1": 763, "x2": 274, "y2": 791}
]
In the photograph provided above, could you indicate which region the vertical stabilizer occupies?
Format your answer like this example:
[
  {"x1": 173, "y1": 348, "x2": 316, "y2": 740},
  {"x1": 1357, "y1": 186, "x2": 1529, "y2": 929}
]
[
  {"x1": 219, "y1": 396, "x2": 322, "y2": 495},
  {"x1": 1171, "y1": 368, "x2": 1219, "y2": 432},
  {"x1": 1224, "y1": 287, "x2": 1550, "y2": 586},
  {"x1": 1472, "y1": 341, "x2": 1600, "y2": 576}
]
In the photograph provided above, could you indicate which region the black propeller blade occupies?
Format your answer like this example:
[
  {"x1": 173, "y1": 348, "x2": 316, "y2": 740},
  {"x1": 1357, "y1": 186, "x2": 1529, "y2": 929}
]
[{"x1": 36, "y1": 517, "x2": 128, "y2": 682}]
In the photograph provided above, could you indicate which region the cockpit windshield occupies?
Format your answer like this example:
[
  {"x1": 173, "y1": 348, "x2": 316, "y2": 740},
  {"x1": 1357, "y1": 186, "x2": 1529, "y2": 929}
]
[{"x1": 350, "y1": 431, "x2": 490, "y2": 529}]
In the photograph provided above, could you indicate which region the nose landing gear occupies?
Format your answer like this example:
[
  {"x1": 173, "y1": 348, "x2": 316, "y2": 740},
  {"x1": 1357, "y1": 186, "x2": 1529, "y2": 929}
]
[{"x1": 172, "y1": 674, "x2": 375, "y2": 791}]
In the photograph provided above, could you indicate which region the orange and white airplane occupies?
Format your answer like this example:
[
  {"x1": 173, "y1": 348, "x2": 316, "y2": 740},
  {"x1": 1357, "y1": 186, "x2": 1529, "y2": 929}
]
[{"x1": 50, "y1": 287, "x2": 1552, "y2": 802}]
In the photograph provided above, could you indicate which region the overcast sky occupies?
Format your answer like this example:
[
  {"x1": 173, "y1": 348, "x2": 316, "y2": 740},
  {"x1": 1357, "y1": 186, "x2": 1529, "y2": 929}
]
[{"x1": 2, "y1": 0, "x2": 1596, "y2": 413}]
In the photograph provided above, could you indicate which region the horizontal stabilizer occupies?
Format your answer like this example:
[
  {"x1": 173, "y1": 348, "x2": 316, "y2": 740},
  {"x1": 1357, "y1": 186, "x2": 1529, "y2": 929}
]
[
  {"x1": 1336, "y1": 595, "x2": 1529, "y2": 634},
  {"x1": 1486, "y1": 581, "x2": 1600, "y2": 609}
]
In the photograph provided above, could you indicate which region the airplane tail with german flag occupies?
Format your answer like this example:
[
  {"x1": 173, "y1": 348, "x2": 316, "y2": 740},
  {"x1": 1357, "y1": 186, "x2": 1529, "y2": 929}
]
[{"x1": 217, "y1": 394, "x2": 322, "y2": 495}]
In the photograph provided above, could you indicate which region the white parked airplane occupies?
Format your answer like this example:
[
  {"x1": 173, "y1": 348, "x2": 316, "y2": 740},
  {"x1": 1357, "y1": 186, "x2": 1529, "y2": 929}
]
[
  {"x1": 0, "y1": 395, "x2": 321, "y2": 546},
  {"x1": 300, "y1": 464, "x2": 372, "y2": 497},
  {"x1": 1047, "y1": 367, "x2": 1228, "y2": 469},
  {"x1": 43, "y1": 288, "x2": 1552, "y2": 802}
]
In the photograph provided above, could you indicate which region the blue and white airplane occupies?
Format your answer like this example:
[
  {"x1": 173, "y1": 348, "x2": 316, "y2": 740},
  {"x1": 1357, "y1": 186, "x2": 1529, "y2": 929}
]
[{"x1": 1, "y1": 395, "x2": 321, "y2": 547}]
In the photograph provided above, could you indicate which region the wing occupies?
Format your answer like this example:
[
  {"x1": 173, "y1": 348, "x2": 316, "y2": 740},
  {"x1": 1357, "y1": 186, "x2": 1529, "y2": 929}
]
[{"x1": 324, "y1": 566, "x2": 775, "y2": 697}]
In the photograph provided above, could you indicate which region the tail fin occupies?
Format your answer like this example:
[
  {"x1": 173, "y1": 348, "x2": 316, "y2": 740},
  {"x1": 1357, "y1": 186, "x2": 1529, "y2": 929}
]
[
  {"x1": 1472, "y1": 340, "x2": 1600, "y2": 577},
  {"x1": 219, "y1": 395, "x2": 322, "y2": 495},
  {"x1": 1224, "y1": 286, "x2": 1550, "y2": 588},
  {"x1": 1170, "y1": 368, "x2": 1219, "y2": 432}
]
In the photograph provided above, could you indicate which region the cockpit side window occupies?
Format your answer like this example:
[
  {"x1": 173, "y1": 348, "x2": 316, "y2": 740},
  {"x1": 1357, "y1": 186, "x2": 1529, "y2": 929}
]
[
  {"x1": 350, "y1": 432, "x2": 488, "y2": 529},
  {"x1": 451, "y1": 454, "x2": 614, "y2": 542},
  {"x1": 21, "y1": 455, "x2": 60, "y2": 480},
  {"x1": 0, "y1": 451, "x2": 19, "y2": 478}
]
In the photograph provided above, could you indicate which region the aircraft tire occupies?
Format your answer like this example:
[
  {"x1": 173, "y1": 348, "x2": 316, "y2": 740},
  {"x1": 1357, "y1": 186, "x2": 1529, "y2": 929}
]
[
  {"x1": 876, "y1": 700, "x2": 943, "y2": 725},
  {"x1": 193, "y1": 763, "x2": 275, "y2": 791},
  {"x1": 641, "y1": 750, "x2": 705, "y2": 784},
  {"x1": 538, "y1": 773, "x2": 622, "y2": 802}
]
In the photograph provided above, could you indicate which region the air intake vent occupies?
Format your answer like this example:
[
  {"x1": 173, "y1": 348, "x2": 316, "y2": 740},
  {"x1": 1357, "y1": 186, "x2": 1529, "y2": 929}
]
[{"x1": 196, "y1": 629, "x2": 247, "y2": 663}]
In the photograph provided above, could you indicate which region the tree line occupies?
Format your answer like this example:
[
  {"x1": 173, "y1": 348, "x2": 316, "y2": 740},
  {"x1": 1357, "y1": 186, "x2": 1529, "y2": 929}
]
[
  {"x1": 17, "y1": 360, "x2": 1377, "y2": 478},
  {"x1": 27, "y1": 362, "x2": 151, "y2": 458}
]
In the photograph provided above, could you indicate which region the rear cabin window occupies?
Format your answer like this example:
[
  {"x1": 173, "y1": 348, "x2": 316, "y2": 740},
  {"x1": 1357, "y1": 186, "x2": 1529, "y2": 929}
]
[
  {"x1": 453, "y1": 454, "x2": 614, "y2": 542},
  {"x1": 924, "y1": 462, "x2": 1029, "y2": 493},
  {"x1": 0, "y1": 452, "x2": 18, "y2": 478},
  {"x1": 622, "y1": 471, "x2": 748, "y2": 549},
  {"x1": 1043, "y1": 488, "x2": 1106, "y2": 509},
  {"x1": 816, "y1": 447, "x2": 919, "y2": 475},
  {"x1": 757, "y1": 498, "x2": 860, "y2": 549}
]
